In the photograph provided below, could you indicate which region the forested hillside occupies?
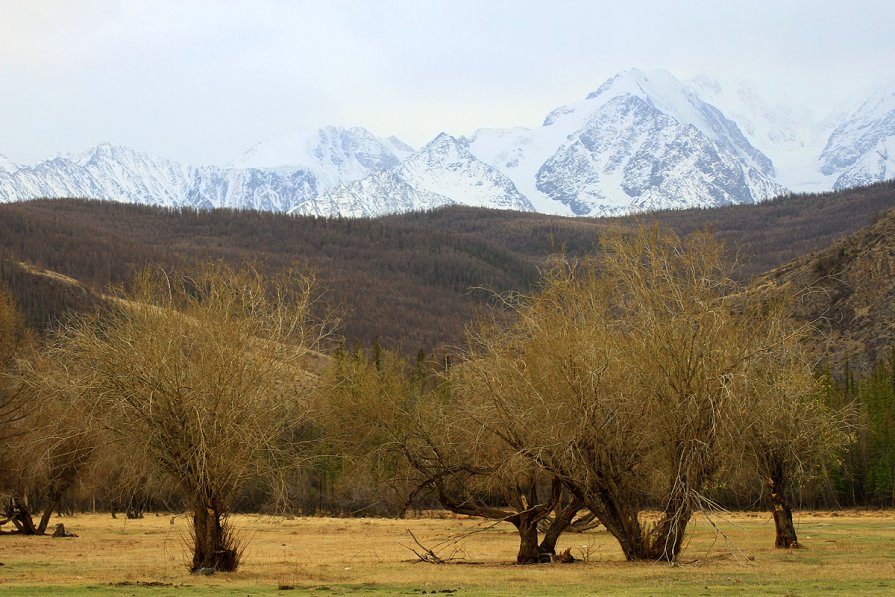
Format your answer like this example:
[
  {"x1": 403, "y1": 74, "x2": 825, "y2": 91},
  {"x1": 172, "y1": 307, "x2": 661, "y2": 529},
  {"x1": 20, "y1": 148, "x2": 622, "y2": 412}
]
[
  {"x1": 754, "y1": 207, "x2": 895, "y2": 371},
  {"x1": 1, "y1": 180, "x2": 893, "y2": 354}
]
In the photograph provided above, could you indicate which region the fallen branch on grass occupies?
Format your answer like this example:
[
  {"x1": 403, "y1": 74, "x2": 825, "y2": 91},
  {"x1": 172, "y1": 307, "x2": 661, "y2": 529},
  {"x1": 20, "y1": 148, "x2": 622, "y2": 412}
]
[{"x1": 403, "y1": 528, "x2": 467, "y2": 564}]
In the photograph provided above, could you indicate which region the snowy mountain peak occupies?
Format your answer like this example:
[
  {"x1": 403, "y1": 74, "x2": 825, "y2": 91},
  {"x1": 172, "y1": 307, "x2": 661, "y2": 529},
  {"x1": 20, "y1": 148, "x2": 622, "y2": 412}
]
[
  {"x1": 417, "y1": 132, "x2": 472, "y2": 157},
  {"x1": 540, "y1": 68, "x2": 773, "y2": 174},
  {"x1": 535, "y1": 93, "x2": 786, "y2": 216},
  {"x1": 463, "y1": 68, "x2": 783, "y2": 217},
  {"x1": 72, "y1": 143, "x2": 167, "y2": 169},
  {"x1": 542, "y1": 68, "x2": 688, "y2": 129},
  {"x1": 586, "y1": 68, "x2": 682, "y2": 103},
  {"x1": 233, "y1": 125, "x2": 414, "y2": 191},
  {"x1": 300, "y1": 130, "x2": 536, "y2": 217}
]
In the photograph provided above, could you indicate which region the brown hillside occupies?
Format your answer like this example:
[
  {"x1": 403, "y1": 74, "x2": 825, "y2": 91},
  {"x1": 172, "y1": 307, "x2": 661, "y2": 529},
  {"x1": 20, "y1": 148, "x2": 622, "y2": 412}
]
[
  {"x1": 753, "y1": 209, "x2": 895, "y2": 372},
  {"x1": 1, "y1": 180, "x2": 893, "y2": 354},
  {"x1": 0, "y1": 259, "x2": 106, "y2": 331}
]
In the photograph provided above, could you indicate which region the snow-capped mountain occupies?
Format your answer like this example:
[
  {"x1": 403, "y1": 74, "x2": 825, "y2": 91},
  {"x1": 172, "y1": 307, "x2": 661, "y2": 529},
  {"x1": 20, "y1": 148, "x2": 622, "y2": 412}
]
[
  {"x1": 819, "y1": 87, "x2": 895, "y2": 191},
  {"x1": 468, "y1": 68, "x2": 785, "y2": 216},
  {"x1": 234, "y1": 126, "x2": 414, "y2": 185},
  {"x1": 0, "y1": 127, "x2": 413, "y2": 212},
  {"x1": 2, "y1": 69, "x2": 893, "y2": 218},
  {"x1": 294, "y1": 133, "x2": 534, "y2": 217},
  {"x1": 533, "y1": 94, "x2": 785, "y2": 215},
  {"x1": 0, "y1": 143, "x2": 306, "y2": 211}
]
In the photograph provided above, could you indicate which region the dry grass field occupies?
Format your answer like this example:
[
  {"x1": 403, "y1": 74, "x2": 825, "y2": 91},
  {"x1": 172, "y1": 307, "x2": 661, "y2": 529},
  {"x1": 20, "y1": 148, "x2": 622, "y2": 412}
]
[{"x1": 1, "y1": 511, "x2": 894, "y2": 596}]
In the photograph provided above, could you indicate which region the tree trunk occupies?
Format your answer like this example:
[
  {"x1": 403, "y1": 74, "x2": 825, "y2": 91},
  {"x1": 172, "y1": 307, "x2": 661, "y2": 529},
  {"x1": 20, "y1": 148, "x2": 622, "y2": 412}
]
[
  {"x1": 190, "y1": 499, "x2": 240, "y2": 572},
  {"x1": 646, "y1": 506, "x2": 692, "y2": 562},
  {"x1": 507, "y1": 484, "x2": 563, "y2": 563},
  {"x1": 37, "y1": 474, "x2": 79, "y2": 534},
  {"x1": 539, "y1": 493, "x2": 584, "y2": 556},
  {"x1": 433, "y1": 476, "x2": 562, "y2": 565},
  {"x1": 767, "y1": 476, "x2": 799, "y2": 548},
  {"x1": 578, "y1": 486, "x2": 652, "y2": 561},
  {"x1": 36, "y1": 491, "x2": 62, "y2": 535},
  {"x1": 579, "y1": 486, "x2": 691, "y2": 562},
  {"x1": 3, "y1": 496, "x2": 38, "y2": 535},
  {"x1": 514, "y1": 517, "x2": 544, "y2": 564}
]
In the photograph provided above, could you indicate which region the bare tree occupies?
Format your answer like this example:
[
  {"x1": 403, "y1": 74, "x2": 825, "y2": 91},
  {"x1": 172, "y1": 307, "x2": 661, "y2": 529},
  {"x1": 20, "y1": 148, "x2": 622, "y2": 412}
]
[
  {"x1": 460, "y1": 225, "x2": 841, "y2": 562},
  {"x1": 0, "y1": 288, "x2": 31, "y2": 439},
  {"x1": 0, "y1": 287, "x2": 43, "y2": 534},
  {"x1": 458, "y1": 254, "x2": 660, "y2": 559},
  {"x1": 5, "y1": 339, "x2": 137, "y2": 536},
  {"x1": 27, "y1": 421, "x2": 95, "y2": 535},
  {"x1": 731, "y1": 322, "x2": 853, "y2": 548},
  {"x1": 320, "y1": 348, "x2": 568, "y2": 564},
  {"x1": 48, "y1": 262, "x2": 331, "y2": 571}
]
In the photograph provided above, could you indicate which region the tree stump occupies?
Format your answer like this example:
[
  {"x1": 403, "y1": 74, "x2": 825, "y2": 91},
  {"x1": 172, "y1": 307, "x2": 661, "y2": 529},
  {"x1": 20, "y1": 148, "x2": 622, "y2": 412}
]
[
  {"x1": 2, "y1": 496, "x2": 38, "y2": 535},
  {"x1": 52, "y1": 523, "x2": 77, "y2": 538}
]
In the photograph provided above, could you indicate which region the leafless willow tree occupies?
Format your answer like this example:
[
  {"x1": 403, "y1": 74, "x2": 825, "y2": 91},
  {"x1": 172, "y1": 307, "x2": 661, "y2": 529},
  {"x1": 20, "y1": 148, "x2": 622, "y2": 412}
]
[
  {"x1": 5, "y1": 324, "x2": 141, "y2": 536},
  {"x1": 459, "y1": 225, "x2": 846, "y2": 562},
  {"x1": 48, "y1": 262, "x2": 332, "y2": 571},
  {"x1": 0, "y1": 287, "x2": 41, "y2": 533},
  {"x1": 2, "y1": 345, "x2": 106, "y2": 536},
  {"x1": 0, "y1": 288, "x2": 31, "y2": 442},
  {"x1": 1, "y1": 288, "x2": 90, "y2": 536},
  {"x1": 730, "y1": 321, "x2": 853, "y2": 548},
  {"x1": 320, "y1": 348, "x2": 571, "y2": 564}
]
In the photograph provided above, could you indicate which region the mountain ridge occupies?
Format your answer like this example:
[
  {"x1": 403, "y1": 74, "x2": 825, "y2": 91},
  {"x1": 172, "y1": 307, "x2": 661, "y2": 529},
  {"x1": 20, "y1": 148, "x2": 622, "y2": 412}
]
[{"x1": 1, "y1": 69, "x2": 893, "y2": 217}]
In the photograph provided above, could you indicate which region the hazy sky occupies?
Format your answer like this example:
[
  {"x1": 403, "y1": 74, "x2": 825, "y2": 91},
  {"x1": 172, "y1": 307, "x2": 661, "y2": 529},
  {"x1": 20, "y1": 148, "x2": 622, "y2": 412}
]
[{"x1": 2, "y1": 0, "x2": 893, "y2": 165}]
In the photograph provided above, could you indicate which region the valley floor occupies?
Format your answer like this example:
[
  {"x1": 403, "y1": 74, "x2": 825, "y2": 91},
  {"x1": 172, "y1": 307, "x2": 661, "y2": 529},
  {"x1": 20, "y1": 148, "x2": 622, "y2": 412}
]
[{"x1": 1, "y1": 511, "x2": 893, "y2": 596}]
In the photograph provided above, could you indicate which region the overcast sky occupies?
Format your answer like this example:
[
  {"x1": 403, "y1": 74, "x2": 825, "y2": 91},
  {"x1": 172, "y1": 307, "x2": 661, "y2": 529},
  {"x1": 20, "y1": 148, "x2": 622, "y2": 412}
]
[{"x1": 2, "y1": 0, "x2": 893, "y2": 165}]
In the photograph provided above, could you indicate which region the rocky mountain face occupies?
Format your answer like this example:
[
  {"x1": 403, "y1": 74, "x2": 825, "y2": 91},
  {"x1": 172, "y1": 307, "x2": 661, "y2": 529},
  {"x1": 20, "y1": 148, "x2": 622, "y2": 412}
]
[
  {"x1": 1, "y1": 69, "x2": 893, "y2": 217},
  {"x1": 529, "y1": 92, "x2": 784, "y2": 215},
  {"x1": 819, "y1": 88, "x2": 895, "y2": 191},
  {"x1": 467, "y1": 68, "x2": 786, "y2": 216},
  {"x1": 298, "y1": 133, "x2": 535, "y2": 217}
]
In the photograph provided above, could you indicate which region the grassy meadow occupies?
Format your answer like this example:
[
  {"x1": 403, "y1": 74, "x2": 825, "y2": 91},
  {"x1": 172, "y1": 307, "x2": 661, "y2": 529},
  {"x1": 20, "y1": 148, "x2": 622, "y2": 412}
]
[{"x1": 1, "y1": 511, "x2": 893, "y2": 596}]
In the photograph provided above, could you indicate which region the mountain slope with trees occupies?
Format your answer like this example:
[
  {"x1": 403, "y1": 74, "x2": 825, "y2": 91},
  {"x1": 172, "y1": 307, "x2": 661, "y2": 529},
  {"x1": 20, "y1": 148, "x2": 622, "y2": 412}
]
[
  {"x1": 0, "y1": 181, "x2": 893, "y2": 356},
  {"x1": 752, "y1": 206, "x2": 895, "y2": 371}
]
